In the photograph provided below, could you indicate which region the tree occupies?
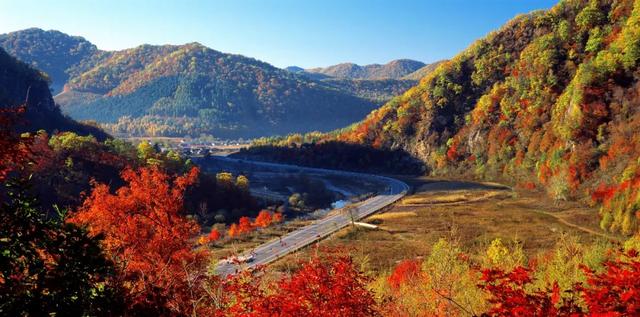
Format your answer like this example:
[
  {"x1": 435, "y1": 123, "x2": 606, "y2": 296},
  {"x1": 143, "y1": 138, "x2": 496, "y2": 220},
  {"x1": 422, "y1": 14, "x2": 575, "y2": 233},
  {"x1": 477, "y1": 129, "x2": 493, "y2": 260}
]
[
  {"x1": 237, "y1": 216, "x2": 253, "y2": 234},
  {"x1": 235, "y1": 175, "x2": 249, "y2": 192},
  {"x1": 228, "y1": 223, "x2": 239, "y2": 237},
  {"x1": 0, "y1": 176, "x2": 124, "y2": 316},
  {"x1": 69, "y1": 166, "x2": 212, "y2": 315},
  {"x1": 579, "y1": 250, "x2": 640, "y2": 315},
  {"x1": 208, "y1": 228, "x2": 221, "y2": 242},
  {"x1": 219, "y1": 254, "x2": 378, "y2": 316},
  {"x1": 273, "y1": 212, "x2": 284, "y2": 223},
  {"x1": 0, "y1": 106, "x2": 31, "y2": 182},
  {"x1": 253, "y1": 210, "x2": 272, "y2": 228}
]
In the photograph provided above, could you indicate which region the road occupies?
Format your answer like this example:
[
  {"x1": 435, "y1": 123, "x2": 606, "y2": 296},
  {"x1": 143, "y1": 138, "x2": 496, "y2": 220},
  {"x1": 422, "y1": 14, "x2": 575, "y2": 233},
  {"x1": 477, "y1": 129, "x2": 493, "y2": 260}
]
[{"x1": 206, "y1": 156, "x2": 409, "y2": 276}]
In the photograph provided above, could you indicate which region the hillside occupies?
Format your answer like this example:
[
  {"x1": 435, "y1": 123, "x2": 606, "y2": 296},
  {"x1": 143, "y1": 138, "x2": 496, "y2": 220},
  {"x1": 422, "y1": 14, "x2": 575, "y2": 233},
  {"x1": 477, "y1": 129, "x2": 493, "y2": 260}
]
[
  {"x1": 0, "y1": 28, "x2": 108, "y2": 94},
  {"x1": 401, "y1": 59, "x2": 446, "y2": 80},
  {"x1": 335, "y1": 0, "x2": 640, "y2": 236},
  {"x1": 285, "y1": 60, "x2": 444, "y2": 104},
  {"x1": 0, "y1": 47, "x2": 108, "y2": 139},
  {"x1": 0, "y1": 29, "x2": 380, "y2": 139},
  {"x1": 304, "y1": 59, "x2": 426, "y2": 79}
]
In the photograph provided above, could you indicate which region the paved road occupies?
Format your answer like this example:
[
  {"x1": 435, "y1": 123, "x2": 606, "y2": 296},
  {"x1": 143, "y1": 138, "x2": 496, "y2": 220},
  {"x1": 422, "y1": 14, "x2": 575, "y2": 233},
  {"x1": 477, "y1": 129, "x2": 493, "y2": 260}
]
[{"x1": 207, "y1": 156, "x2": 409, "y2": 276}]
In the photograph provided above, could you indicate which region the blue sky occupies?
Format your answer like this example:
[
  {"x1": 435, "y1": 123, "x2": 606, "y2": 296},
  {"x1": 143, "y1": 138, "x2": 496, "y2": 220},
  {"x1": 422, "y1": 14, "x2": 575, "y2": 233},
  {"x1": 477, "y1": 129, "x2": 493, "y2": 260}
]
[{"x1": 0, "y1": 0, "x2": 557, "y2": 68}]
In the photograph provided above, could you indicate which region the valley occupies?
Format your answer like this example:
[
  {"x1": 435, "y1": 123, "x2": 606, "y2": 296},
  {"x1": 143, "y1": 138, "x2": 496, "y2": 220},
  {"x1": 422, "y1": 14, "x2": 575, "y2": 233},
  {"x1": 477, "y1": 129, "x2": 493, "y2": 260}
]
[{"x1": 2, "y1": 0, "x2": 640, "y2": 315}]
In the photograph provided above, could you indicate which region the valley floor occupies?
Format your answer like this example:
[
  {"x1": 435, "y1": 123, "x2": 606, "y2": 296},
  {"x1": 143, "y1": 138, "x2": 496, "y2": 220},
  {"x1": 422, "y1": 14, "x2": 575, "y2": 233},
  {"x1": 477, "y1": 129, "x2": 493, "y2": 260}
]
[{"x1": 270, "y1": 176, "x2": 622, "y2": 273}]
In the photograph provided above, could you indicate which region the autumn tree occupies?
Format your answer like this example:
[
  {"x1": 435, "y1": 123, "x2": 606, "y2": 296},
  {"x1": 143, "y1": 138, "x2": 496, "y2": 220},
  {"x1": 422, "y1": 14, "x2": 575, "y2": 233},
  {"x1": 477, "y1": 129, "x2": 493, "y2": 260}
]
[
  {"x1": 219, "y1": 254, "x2": 378, "y2": 316},
  {"x1": 0, "y1": 106, "x2": 31, "y2": 182},
  {"x1": 69, "y1": 166, "x2": 213, "y2": 315},
  {"x1": 208, "y1": 228, "x2": 221, "y2": 242},
  {"x1": 253, "y1": 210, "x2": 272, "y2": 228},
  {"x1": 237, "y1": 216, "x2": 253, "y2": 234}
]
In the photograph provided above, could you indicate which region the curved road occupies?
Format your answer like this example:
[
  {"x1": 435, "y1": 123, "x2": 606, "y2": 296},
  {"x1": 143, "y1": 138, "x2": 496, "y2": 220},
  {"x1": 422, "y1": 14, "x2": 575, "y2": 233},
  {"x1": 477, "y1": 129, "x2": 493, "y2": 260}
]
[{"x1": 209, "y1": 156, "x2": 409, "y2": 276}]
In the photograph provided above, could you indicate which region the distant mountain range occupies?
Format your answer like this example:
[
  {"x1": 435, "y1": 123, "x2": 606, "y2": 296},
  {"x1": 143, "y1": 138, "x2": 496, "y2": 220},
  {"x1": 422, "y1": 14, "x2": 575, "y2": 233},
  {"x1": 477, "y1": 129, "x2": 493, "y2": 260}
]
[
  {"x1": 2, "y1": 28, "x2": 430, "y2": 138},
  {"x1": 290, "y1": 59, "x2": 426, "y2": 80},
  {"x1": 285, "y1": 59, "x2": 444, "y2": 104}
]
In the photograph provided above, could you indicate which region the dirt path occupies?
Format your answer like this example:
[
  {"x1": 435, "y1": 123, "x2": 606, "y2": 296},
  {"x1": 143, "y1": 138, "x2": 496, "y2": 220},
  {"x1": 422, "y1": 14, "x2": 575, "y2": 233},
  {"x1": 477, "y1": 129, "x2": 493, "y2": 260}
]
[{"x1": 533, "y1": 209, "x2": 622, "y2": 242}]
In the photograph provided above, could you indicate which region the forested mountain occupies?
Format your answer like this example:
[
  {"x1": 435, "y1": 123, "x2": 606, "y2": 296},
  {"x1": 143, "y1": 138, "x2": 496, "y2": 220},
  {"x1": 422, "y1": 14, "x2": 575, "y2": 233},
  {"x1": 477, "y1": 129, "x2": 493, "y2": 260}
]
[
  {"x1": 304, "y1": 59, "x2": 426, "y2": 80},
  {"x1": 401, "y1": 60, "x2": 446, "y2": 80},
  {"x1": 0, "y1": 47, "x2": 107, "y2": 139},
  {"x1": 285, "y1": 60, "x2": 444, "y2": 104},
  {"x1": 0, "y1": 29, "x2": 379, "y2": 138},
  {"x1": 333, "y1": 0, "x2": 640, "y2": 236},
  {"x1": 320, "y1": 78, "x2": 418, "y2": 104},
  {"x1": 0, "y1": 28, "x2": 107, "y2": 94}
]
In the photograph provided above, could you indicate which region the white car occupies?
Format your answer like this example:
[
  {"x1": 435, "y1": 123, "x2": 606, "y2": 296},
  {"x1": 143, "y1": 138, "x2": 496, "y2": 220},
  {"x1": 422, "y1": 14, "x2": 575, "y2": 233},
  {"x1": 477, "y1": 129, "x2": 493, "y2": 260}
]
[{"x1": 222, "y1": 254, "x2": 254, "y2": 264}]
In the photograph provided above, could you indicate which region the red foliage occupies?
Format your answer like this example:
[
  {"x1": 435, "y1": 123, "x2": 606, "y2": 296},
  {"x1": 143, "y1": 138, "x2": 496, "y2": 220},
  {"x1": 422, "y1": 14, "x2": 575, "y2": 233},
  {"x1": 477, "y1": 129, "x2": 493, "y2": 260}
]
[
  {"x1": 591, "y1": 183, "x2": 617, "y2": 205},
  {"x1": 388, "y1": 259, "x2": 421, "y2": 290},
  {"x1": 447, "y1": 143, "x2": 459, "y2": 161},
  {"x1": 219, "y1": 255, "x2": 377, "y2": 316},
  {"x1": 273, "y1": 212, "x2": 284, "y2": 223},
  {"x1": 238, "y1": 216, "x2": 253, "y2": 234},
  {"x1": 479, "y1": 266, "x2": 581, "y2": 316},
  {"x1": 69, "y1": 166, "x2": 210, "y2": 314},
  {"x1": 208, "y1": 228, "x2": 221, "y2": 242},
  {"x1": 480, "y1": 250, "x2": 640, "y2": 316},
  {"x1": 253, "y1": 210, "x2": 273, "y2": 228},
  {"x1": 579, "y1": 250, "x2": 640, "y2": 315},
  {"x1": 0, "y1": 106, "x2": 32, "y2": 181},
  {"x1": 519, "y1": 182, "x2": 537, "y2": 190}
]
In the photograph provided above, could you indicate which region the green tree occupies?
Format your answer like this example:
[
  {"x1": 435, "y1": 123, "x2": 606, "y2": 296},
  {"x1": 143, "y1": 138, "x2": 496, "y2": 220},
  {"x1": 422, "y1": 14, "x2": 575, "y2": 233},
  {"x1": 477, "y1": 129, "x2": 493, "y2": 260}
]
[{"x1": 0, "y1": 179, "x2": 123, "y2": 316}]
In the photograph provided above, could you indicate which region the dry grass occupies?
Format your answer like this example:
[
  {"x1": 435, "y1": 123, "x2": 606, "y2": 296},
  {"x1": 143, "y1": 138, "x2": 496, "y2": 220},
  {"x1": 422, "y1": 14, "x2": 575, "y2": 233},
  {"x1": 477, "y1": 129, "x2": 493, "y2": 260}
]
[
  {"x1": 207, "y1": 219, "x2": 312, "y2": 261},
  {"x1": 269, "y1": 177, "x2": 622, "y2": 273},
  {"x1": 368, "y1": 211, "x2": 417, "y2": 221},
  {"x1": 400, "y1": 190, "x2": 508, "y2": 205}
]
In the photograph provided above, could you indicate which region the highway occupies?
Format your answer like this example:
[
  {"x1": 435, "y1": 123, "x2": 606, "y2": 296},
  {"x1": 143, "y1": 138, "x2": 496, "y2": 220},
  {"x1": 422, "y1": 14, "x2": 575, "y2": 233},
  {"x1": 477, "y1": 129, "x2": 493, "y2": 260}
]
[{"x1": 208, "y1": 156, "x2": 409, "y2": 276}]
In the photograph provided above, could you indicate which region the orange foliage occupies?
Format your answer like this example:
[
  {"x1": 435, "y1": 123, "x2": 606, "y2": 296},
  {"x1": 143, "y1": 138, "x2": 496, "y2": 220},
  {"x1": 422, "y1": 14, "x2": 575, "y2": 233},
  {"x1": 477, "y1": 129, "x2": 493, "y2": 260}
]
[
  {"x1": 228, "y1": 223, "x2": 239, "y2": 237},
  {"x1": 68, "y1": 166, "x2": 210, "y2": 314},
  {"x1": 388, "y1": 259, "x2": 422, "y2": 290},
  {"x1": 273, "y1": 212, "x2": 284, "y2": 223},
  {"x1": 253, "y1": 210, "x2": 273, "y2": 228},
  {"x1": 238, "y1": 216, "x2": 253, "y2": 234}
]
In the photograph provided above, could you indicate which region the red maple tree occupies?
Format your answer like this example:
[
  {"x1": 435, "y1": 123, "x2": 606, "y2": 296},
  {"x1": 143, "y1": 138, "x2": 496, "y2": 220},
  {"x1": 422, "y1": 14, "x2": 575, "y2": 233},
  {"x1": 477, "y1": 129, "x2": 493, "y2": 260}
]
[
  {"x1": 208, "y1": 228, "x2": 222, "y2": 242},
  {"x1": 69, "y1": 166, "x2": 212, "y2": 315},
  {"x1": 219, "y1": 254, "x2": 378, "y2": 316},
  {"x1": 253, "y1": 210, "x2": 273, "y2": 228}
]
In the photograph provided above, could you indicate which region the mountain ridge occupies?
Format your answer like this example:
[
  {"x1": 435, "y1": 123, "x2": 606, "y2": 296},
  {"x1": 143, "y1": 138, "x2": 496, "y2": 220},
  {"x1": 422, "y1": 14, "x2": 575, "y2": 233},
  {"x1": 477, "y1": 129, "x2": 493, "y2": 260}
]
[{"x1": 0, "y1": 29, "x2": 379, "y2": 138}]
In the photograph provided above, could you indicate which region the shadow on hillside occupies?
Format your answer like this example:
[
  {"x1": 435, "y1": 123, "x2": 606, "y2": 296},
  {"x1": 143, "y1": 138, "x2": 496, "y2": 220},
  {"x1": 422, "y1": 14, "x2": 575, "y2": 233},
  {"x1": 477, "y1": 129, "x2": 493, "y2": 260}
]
[
  {"x1": 413, "y1": 179, "x2": 511, "y2": 193},
  {"x1": 231, "y1": 140, "x2": 426, "y2": 175}
]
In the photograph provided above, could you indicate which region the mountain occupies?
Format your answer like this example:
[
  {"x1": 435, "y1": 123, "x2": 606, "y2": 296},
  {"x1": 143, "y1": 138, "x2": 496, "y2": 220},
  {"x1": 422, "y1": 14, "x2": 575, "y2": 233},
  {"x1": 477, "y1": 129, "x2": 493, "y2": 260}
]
[
  {"x1": 401, "y1": 60, "x2": 446, "y2": 80},
  {"x1": 0, "y1": 28, "x2": 107, "y2": 94},
  {"x1": 284, "y1": 66, "x2": 305, "y2": 73},
  {"x1": 284, "y1": 60, "x2": 443, "y2": 104},
  {"x1": 0, "y1": 29, "x2": 379, "y2": 139},
  {"x1": 0, "y1": 47, "x2": 108, "y2": 139},
  {"x1": 320, "y1": 79, "x2": 418, "y2": 104},
  {"x1": 305, "y1": 59, "x2": 426, "y2": 80},
  {"x1": 334, "y1": 0, "x2": 640, "y2": 236}
]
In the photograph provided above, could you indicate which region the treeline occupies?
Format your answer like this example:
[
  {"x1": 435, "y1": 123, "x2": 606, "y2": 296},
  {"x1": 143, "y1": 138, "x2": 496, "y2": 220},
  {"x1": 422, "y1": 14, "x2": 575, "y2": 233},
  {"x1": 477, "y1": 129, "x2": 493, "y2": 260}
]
[{"x1": 237, "y1": 139, "x2": 425, "y2": 175}]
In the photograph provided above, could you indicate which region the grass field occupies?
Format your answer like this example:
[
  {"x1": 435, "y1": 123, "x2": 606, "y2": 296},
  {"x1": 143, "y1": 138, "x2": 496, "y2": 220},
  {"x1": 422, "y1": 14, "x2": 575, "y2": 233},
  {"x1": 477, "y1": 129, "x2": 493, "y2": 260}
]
[{"x1": 269, "y1": 177, "x2": 623, "y2": 274}]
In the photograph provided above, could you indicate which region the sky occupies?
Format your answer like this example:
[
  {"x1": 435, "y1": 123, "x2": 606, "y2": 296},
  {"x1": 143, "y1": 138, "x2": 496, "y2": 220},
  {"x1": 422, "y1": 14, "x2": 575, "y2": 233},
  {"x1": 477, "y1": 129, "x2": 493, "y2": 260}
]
[{"x1": 0, "y1": 0, "x2": 557, "y2": 68}]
